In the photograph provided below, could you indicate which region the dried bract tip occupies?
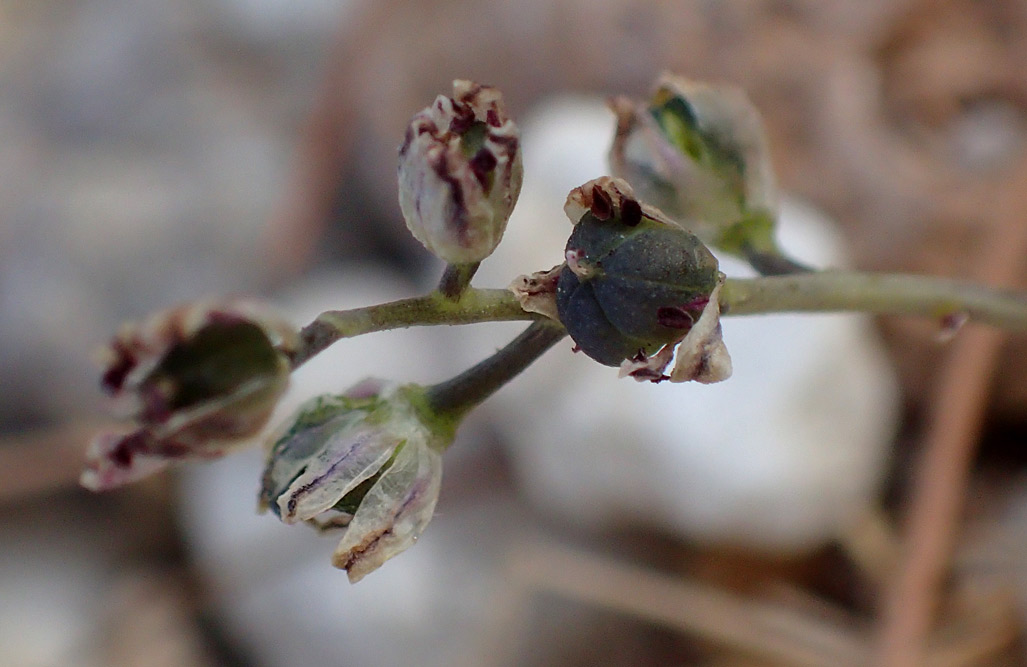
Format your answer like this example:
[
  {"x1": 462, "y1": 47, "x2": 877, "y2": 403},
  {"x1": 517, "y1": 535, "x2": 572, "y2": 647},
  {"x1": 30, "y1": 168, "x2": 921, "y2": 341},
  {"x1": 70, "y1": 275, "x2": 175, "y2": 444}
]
[
  {"x1": 82, "y1": 299, "x2": 296, "y2": 491},
  {"x1": 260, "y1": 381, "x2": 450, "y2": 583},
  {"x1": 398, "y1": 80, "x2": 523, "y2": 264},
  {"x1": 668, "y1": 277, "x2": 732, "y2": 383},
  {"x1": 563, "y1": 176, "x2": 660, "y2": 229},
  {"x1": 509, "y1": 265, "x2": 562, "y2": 321}
]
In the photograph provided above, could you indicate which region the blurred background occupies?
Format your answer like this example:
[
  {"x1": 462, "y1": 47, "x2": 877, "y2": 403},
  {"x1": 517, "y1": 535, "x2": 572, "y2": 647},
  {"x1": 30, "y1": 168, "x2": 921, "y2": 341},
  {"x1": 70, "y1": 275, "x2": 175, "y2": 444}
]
[{"x1": 3, "y1": 0, "x2": 1027, "y2": 665}]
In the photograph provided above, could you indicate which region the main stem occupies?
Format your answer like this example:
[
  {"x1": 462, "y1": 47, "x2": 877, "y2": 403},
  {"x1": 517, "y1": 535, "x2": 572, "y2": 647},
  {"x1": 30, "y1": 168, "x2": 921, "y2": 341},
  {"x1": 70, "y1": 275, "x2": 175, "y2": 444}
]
[
  {"x1": 286, "y1": 271, "x2": 1027, "y2": 371},
  {"x1": 426, "y1": 320, "x2": 567, "y2": 419},
  {"x1": 721, "y1": 271, "x2": 1027, "y2": 330}
]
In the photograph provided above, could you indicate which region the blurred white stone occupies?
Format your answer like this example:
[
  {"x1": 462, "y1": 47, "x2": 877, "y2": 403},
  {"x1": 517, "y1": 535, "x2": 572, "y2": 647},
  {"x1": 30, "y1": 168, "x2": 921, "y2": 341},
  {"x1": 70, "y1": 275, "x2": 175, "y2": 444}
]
[{"x1": 470, "y1": 95, "x2": 901, "y2": 551}]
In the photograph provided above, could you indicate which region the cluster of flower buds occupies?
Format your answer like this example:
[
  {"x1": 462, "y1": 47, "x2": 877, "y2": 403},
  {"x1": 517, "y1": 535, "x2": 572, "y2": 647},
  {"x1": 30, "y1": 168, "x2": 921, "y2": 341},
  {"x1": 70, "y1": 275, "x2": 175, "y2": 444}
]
[
  {"x1": 81, "y1": 77, "x2": 749, "y2": 583},
  {"x1": 556, "y1": 177, "x2": 731, "y2": 383},
  {"x1": 398, "y1": 80, "x2": 523, "y2": 265},
  {"x1": 82, "y1": 300, "x2": 296, "y2": 491},
  {"x1": 259, "y1": 380, "x2": 450, "y2": 582},
  {"x1": 608, "y1": 73, "x2": 779, "y2": 258}
]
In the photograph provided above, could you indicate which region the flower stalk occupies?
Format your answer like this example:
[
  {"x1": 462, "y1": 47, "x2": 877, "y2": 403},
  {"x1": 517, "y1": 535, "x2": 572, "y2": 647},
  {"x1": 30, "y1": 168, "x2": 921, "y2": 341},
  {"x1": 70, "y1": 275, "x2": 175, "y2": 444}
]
[
  {"x1": 438, "y1": 261, "x2": 481, "y2": 299},
  {"x1": 289, "y1": 288, "x2": 540, "y2": 369},
  {"x1": 426, "y1": 320, "x2": 567, "y2": 419}
]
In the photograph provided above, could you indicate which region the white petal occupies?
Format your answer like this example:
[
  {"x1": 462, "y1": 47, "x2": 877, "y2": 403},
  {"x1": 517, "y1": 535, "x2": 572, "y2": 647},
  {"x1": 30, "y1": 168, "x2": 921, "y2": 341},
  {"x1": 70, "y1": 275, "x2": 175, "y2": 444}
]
[
  {"x1": 277, "y1": 424, "x2": 398, "y2": 524},
  {"x1": 332, "y1": 436, "x2": 442, "y2": 583}
]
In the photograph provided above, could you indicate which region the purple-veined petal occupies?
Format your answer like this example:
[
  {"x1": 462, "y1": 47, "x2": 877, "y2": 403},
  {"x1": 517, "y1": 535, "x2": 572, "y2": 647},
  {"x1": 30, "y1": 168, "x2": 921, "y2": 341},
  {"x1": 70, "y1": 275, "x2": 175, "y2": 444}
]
[
  {"x1": 331, "y1": 434, "x2": 443, "y2": 583},
  {"x1": 277, "y1": 424, "x2": 399, "y2": 524}
]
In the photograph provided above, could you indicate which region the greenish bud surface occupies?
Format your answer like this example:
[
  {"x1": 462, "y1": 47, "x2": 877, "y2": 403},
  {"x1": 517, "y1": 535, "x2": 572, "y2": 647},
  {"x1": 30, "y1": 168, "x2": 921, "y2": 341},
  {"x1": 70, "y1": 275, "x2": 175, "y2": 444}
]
[{"x1": 556, "y1": 178, "x2": 721, "y2": 368}]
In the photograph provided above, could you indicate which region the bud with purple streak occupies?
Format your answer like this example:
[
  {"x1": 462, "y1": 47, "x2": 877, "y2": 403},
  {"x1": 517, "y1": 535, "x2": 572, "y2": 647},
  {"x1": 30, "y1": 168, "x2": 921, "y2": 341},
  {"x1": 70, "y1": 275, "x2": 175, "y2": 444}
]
[
  {"x1": 259, "y1": 380, "x2": 451, "y2": 583},
  {"x1": 398, "y1": 80, "x2": 523, "y2": 264},
  {"x1": 82, "y1": 300, "x2": 296, "y2": 491}
]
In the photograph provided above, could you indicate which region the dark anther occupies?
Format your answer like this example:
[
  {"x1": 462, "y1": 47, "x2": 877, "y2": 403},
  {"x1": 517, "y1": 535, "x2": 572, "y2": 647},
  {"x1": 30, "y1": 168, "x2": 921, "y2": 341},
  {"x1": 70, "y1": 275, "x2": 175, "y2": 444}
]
[
  {"x1": 621, "y1": 199, "x2": 642, "y2": 227},
  {"x1": 590, "y1": 185, "x2": 613, "y2": 220}
]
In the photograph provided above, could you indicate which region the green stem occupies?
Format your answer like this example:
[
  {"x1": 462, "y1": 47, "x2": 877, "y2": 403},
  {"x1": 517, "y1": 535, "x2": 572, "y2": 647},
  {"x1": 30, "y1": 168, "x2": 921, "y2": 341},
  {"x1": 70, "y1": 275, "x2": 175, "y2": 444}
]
[
  {"x1": 721, "y1": 271, "x2": 1027, "y2": 330},
  {"x1": 438, "y1": 262, "x2": 481, "y2": 299},
  {"x1": 287, "y1": 271, "x2": 1027, "y2": 371},
  {"x1": 426, "y1": 320, "x2": 567, "y2": 419},
  {"x1": 289, "y1": 288, "x2": 537, "y2": 369}
]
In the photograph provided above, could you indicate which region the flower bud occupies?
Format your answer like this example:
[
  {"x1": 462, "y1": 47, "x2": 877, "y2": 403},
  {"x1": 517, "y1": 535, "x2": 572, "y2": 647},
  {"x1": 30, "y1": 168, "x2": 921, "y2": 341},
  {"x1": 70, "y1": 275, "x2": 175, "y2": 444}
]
[
  {"x1": 609, "y1": 73, "x2": 778, "y2": 256},
  {"x1": 260, "y1": 381, "x2": 450, "y2": 583},
  {"x1": 82, "y1": 299, "x2": 296, "y2": 491},
  {"x1": 398, "y1": 80, "x2": 523, "y2": 264},
  {"x1": 556, "y1": 177, "x2": 730, "y2": 383}
]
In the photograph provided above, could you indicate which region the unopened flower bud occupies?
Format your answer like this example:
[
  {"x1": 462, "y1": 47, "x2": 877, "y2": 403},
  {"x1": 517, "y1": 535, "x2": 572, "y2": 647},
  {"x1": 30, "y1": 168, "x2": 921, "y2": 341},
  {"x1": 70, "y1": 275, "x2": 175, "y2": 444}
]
[
  {"x1": 609, "y1": 73, "x2": 778, "y2": 256},
  {"x1": 260, "y1": 380, "x2": 450, "y2": 583},
  {"x1": 82, "y1": 299, "x2": 296, "y2": 491},
  {"x1": 556, "y1": 177, "x2": 730, "y2": 382},
  {"x1": 398, "y1": 80, "x2": 523, "y2": 264}
]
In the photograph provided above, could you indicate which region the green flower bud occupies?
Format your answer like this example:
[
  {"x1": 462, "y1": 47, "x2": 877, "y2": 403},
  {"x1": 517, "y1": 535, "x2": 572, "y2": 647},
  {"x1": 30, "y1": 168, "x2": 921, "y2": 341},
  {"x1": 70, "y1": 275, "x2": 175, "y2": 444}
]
[
  {"x1": 556, "y1": 177, "x2": 730, "y2": 383},
  {"x1": 609, "y1": 73, "x2": 778, "y2": 258},
  {"x1": 82, "y1": 299, "x2": 297, "y2": 491},
  {"x1": 398, "y1": 80, "x2": 523, "y2": 264},
  {"x1": 260, "y1": 380, "x2": 451, "y2": 583}
]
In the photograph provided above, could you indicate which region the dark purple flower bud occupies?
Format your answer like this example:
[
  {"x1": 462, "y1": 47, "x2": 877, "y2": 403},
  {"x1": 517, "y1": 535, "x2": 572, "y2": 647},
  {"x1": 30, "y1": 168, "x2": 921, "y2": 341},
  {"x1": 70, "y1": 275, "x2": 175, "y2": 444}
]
[
  {"x1": 398, "y1": 80, "x2": 523, "y2": 263},
  {"x1": 556, "y1": 177, "x2": 731, "y2": 383},
  {"x1": 81, "y1": 299, "x2": 296, "y2": 491}
]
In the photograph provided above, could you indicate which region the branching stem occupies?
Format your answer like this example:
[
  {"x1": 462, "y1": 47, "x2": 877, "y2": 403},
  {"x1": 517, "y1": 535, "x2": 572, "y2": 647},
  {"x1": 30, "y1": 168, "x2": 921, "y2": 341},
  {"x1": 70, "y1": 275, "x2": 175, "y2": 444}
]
[
  {"x1": 426, "y1": 320, "x2": 566, "y2": 419},
  {"x1": 288, "y1": 288, "x2": 539, "y2": 369},
  {"x1": 287, "y1": 271, "x2": 1027, "y2": 371}
]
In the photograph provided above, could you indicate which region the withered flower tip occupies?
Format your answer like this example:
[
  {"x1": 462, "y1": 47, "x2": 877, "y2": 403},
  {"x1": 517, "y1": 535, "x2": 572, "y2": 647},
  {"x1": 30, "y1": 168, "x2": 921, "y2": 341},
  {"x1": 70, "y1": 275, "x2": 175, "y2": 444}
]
[
  {"x1": 82, "y1": 299, "x2": 296, "y2": 492},
  {"x1": 398, "y1": 80, "x2": 523, "y2": 264}
]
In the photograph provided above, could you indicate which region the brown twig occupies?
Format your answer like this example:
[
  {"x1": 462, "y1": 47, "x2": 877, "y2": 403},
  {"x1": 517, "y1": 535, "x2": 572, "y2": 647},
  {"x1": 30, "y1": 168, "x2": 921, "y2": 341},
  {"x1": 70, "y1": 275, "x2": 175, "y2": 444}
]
[
  {"x1": 487, "y1": 539, "x2": 870, "y2": 667},
  {"x1": 877, "y1": 163, "x2": 1027, "y2": 666}
]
